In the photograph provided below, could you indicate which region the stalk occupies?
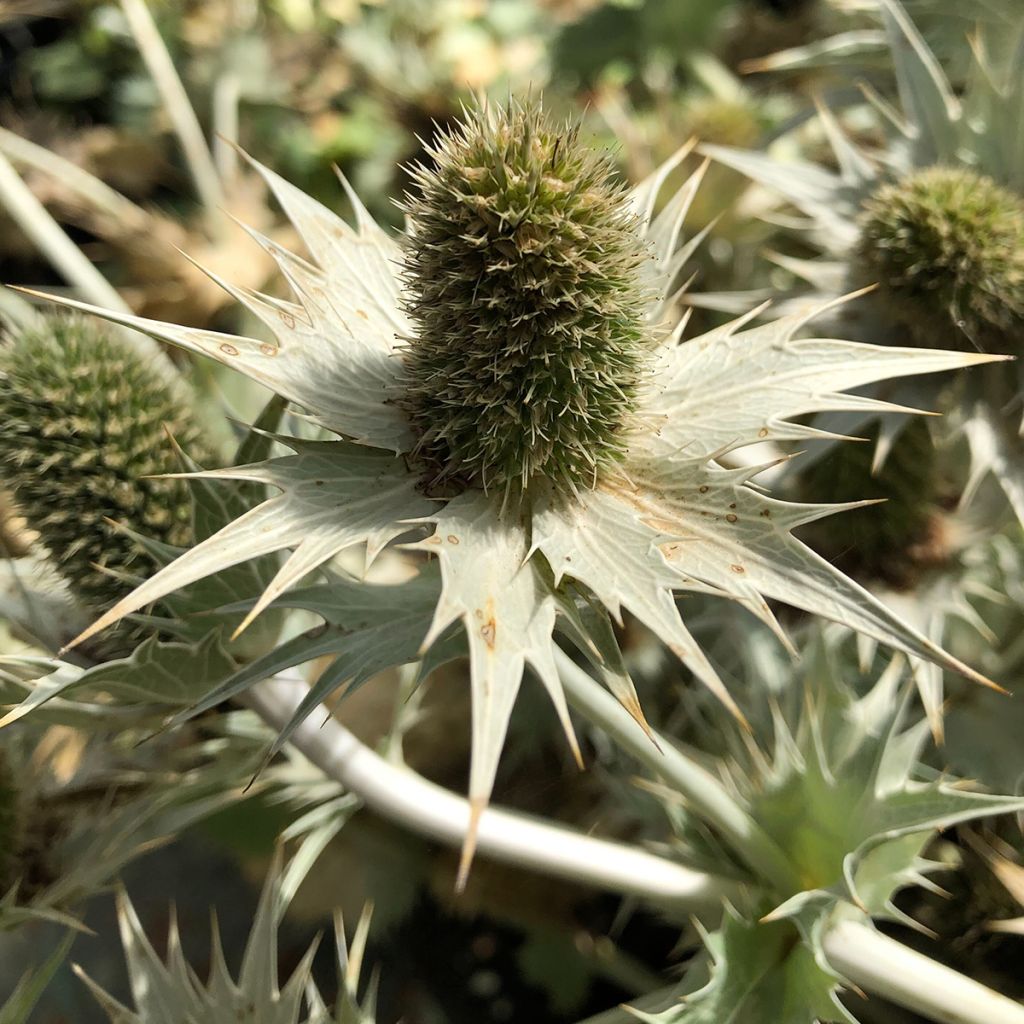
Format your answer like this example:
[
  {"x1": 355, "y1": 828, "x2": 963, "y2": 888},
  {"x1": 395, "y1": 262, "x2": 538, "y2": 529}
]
[
  {"x1": 554, "y1": 649, "x2": 800, "y2": 894},
  {"x1": 120, "y1": 0, "x2": 225, "y2": 223},
  {"x1": 0, "y1": 153, "x2": 130, "y2": 316},
  {"x1": 244, "y1": 674, "x2": 729, "y2": 913},
  {"x1": 823, "y1": 920, "x2": 1024, "y2": 1024}
]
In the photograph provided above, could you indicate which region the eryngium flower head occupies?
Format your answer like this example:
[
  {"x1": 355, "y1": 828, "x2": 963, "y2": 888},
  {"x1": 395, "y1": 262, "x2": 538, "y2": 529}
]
[
  {"x1": 0, "y1": 315, "x2": 208, "y2": 612},
  {"x1": 798, "y1": 418, "x2": 943, "y2": 588},
  {"x1": 31, "y1": 98, "x2": 1004, "y2": 882},
  {"x1": 399, "y1": 101, "x2": 649, "y2": 495},
  {"x1": 857, "y1": 166, "x2": 1024, "y2": 349}
]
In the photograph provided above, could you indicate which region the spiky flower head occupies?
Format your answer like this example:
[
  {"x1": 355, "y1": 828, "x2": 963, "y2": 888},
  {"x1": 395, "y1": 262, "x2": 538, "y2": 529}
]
[
  {"x1": 23, "y1": 97, "x2": 1003, "y2": 881},
  {"x1": 857, "y1": 166, "x2": 1024, "y2": 349},
  {"x1": 399, "y1": 100, "x2": 650, "y2": 495},
  {"x1": 0, "y1": 315, "x2": 210, "y2": 612},
  {"x1": 798, "y1": 418, "x2": 944, "y2": 589}
]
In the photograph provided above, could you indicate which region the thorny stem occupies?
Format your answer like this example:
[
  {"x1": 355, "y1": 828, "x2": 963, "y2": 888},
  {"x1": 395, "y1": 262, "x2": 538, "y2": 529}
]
[
  {"x1": 554, "y1": 648, "x2": 800, "y2": 894},
  {"x1": 120, "y1": 0, "x2": 225, "y2": 224},
  {"x1": 248, "y1": 673, "x2": 1024, "y2": 1024},
  {"x1": 244, "y1": 674, "x2": 729, "y2": 913}
]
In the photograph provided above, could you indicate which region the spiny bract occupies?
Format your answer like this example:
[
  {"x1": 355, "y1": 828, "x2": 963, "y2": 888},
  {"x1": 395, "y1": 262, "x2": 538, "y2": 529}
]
[
  {"x1": 399, "y1": 101, "x2": 649, "y2": 495},
  {"x1": 857, "y1": 166, "x2": 1024, "y2": 350},
  {"x1": 0, "y1": 315, "x2": 209, "y2": 612}
]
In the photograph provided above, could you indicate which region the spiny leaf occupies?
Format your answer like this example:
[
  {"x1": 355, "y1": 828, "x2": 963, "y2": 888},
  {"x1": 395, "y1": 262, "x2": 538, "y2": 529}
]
[
  {"x1": 63, "y1": 439, "x2": 432, "y2": 653},
  {"x1": 412, "y1": 490, "x2": 580, "y2": 887}
]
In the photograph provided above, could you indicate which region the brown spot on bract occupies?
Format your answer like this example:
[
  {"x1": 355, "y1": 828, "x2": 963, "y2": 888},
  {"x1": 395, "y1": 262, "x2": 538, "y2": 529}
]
[
  {"x1": 760, "y1": 509, "x2": 771, "y2": 518},
  {"x1": 730, "y1": 564, "x2": 746, "y2": 574},
  {"x1": 356, "y1": 309, "x2": 369, "y2": 320},
  {"x1": 699, "y1": 485, "x2": 709, "y2": 494},
  {"x1": 481, "y1": 619, "x2": 497, "y2": 649},
  {"x1": 758, "y1": 428, "x2": 769, "y2": 438},
  {"x1": 726, "y1": 513, "x2": 738, "y2": 523},
  {"x1": 259, "y1": 343, "x2": 277, "y2": 356},
  {"x1": 219, "y1": 343, "x2": 239, "y2": 356},
  {"x1": 280, "y1": 311, "x2": 296, "y2": 329},
  {"x1": 728, "y1": 503, "x2": 736, "y2": 509},
  {"x1": 447, "y1": 535, "x2": 460, "y2": 544},
  {"x1": 426, "y1": 535, "x2": 442, "y2": 545}
]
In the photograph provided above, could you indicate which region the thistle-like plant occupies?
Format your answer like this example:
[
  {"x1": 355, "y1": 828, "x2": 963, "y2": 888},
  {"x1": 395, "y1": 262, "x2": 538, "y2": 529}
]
[
  {"x1": 634, "y1": 656, "x2": 1024, "y2": 1023},
  {"x1": 21, "y1": 97, "x2": 1003, "y2": 884},
  {"x1": 857, "y1": 166, "x2": 1024, "y2": 350},
  {"x1": 702, "y1": 0, "x2": 1024, "y2": 520}
]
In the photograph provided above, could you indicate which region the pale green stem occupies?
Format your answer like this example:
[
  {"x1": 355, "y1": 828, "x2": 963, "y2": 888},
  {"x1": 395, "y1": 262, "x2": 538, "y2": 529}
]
[
  {"x1": 212, "y1": 71, "x2": 242, "y2": 185},
  {"x1": 120, "y1": 0, "x2": 225, "y2": 223},
  {"x1": 554, "y1": 648, "x2": 800, "y2": 894},
  {"x1": 0, "y1": 152, "x2": 131, "y2": 316},
  {"x1": 823, "y1": 920, "x2": 1024, "y2": 1024},
  {"x1": 0, "y1": 128, "x2": 154, "y2": 235},
  {"x1": 577, "y1": 937, "x2": 1024, "y2": 1024},
  {"x1": 0, "y1": 151, "x2": 178, "y2": 373},
  {"x1": 244, "y1": 674, "x2": 730, "y2": 914}
]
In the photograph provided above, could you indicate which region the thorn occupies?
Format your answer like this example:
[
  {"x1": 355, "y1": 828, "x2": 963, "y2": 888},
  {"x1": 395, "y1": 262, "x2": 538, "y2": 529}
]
[{"x1": 456, "y1": 796, "x2": 485, "y2": 894}]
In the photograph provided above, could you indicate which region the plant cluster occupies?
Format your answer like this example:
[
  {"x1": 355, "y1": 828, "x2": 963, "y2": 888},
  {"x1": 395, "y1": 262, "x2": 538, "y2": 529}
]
[{"x1": 1, "y1": 2, "x2": 1024, "y2": 1023}]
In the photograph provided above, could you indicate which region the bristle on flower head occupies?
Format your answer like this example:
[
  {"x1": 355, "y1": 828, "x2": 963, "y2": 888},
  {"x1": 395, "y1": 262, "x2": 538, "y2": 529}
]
[
  {"x1": 398, "y1": 99, "x2": 651, "y2": 498},
  {"x1": 857, "y1": 166, "x2": 1024, "y2": 350}
]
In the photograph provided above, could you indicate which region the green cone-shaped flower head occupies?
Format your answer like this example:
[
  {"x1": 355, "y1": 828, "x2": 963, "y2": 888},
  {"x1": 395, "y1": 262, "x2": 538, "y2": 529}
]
[
  {"x1": 799, "y1": 418, "x2": 943, "y2": 588},
  {"x1": 857, "y1": 166, "x2": 1024, "y2": 349},
  {"x1": 0, "y1": 315, "x2": 209, "y2": 612},
  {"x1": 399, "y1": 100, "x2": 651, "y2": 496}
]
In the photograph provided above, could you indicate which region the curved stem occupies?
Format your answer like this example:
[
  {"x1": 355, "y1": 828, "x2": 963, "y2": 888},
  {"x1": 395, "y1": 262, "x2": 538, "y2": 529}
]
[
  {"x1": 823, "y1": 920, "x2": 1024, "y2": 1024},
  {"x1": 244, "y1": 674, "x2": 730, "y2": 914},
  {"x1": 554, "y1": 649, "x2": 799, "y2": 894},
  {"x1": 248, "y1": 674, "x2": 1024, "y2": 1024}
]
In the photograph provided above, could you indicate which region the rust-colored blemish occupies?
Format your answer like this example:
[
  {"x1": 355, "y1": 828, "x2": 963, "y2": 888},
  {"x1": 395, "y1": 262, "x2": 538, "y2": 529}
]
[
  {"x1": 726, "y1": 513, "x2": 738, "y2": 523},
  {"x1": 447, "y1": 534, "x2": 460, "y2": 544},
  {"x1": 280, "y1": 311, "x2": 296, "y2": 329},
  {"x1": 259, "y1": 343, "x2": 277, "y2": 356},
  {"x1": 758, "y1": 427, "x2": 769, "y2": 438},
  {"x1": 730, "y1": 564, "x2": 746, "y2": 574},
  {"x1": 699, "y1": 485, "x2": 709, "y2": 494},
  {"x1": 356, "y1": 309, "x2": 369, "y2": 320},
  {"x1": 760, "y1": 509, "x2": 771, "y2": 518},
  {"x1": 481, "y1": 619, "x2": 497, "y2": 649},
  {"x1": 219, "y1": 343, "x2": 239, "y2": 356}
]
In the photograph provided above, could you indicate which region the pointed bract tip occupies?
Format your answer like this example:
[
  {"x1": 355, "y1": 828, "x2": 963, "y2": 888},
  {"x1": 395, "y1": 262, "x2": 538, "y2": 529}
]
[{"x1": 456, "y1": 796, "x2": 486, "y2": 893}]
